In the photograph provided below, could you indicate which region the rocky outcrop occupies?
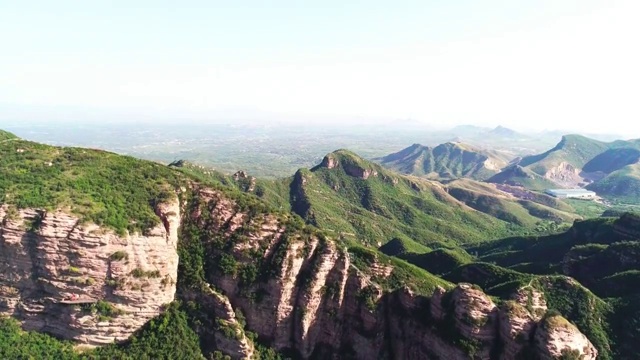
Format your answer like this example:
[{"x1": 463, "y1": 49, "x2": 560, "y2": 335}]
[
  {"x1": 208, "y1": 288, "x2": 254, "y2": 359},
  {"x1": 543, "y1": 162, "x2": 585, "y2": 187},
  {"x1": 535, "y1": 315, "x2": 598, "y2": 360},
  {"x1": 499, "y1": 301, "x2": 535, "y2": 359},
  {"x1": 233, "y1": 170, "x2": 256, "y2": 192},
  {"x1": 0, "y1": 185, "x2": 599, "y2": 359},
  {"x1": 320, "y1": 155, "x2": 338, "y2": 169},
  {"x1": 319, "y1": 154, "x2": 378, "y2": 179},
  {"x1": 343, "y1": 163, "x2": 378, "y2": 180},
  {"x1": 183, "y1": 189, "x2": 598, "y2": 359},
  {"x1": 451, "y1": 283, "x2": 497, "y2": 358},
  {"x1": 0, "y1": 201, "x2": 180, "y2": 346}
]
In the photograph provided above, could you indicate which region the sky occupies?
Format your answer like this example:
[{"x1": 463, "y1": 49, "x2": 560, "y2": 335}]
[{"x1": 1, "y1": 0, "x2": 639, "y2": 135}]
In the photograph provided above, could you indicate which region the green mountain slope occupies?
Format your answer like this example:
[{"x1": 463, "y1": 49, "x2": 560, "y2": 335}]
[
  {"x1": 0, "y1": 130, "x2": 18, "y2": 141},
  {"x1": 239, "y1": 149, "x2": 590, "y2": 247},
  {"x1": 469, "y1": 214, "x2": 640, "y2": 359},
  {"x1": 489, "y1": 135, "x2": 640, "y2": 202},
  {"x1": 290, "y1": 150, "x2": 514, "y2": 246},
  {"x1": 378, "y1": 142, "x2": 511, "y2": 180},
  {"x1": 587, "y1": 163, "x2": 640, "y2": 202},
  {"x1": 487, "y1": 164, "x2": 558, "y2": 190},
  {"x1": 582, "y1": 148, "x2": 640, "y2": 173},
  {"x1": 0, "y1": 137, "x2": 181, "y2": 235},
  {"x1": 519, "y1": 134, "x2": 610, "y2": 170},
  {"x1": 398, "y1": 214, "x2": 640, "y2": 359},
  {"x1": 4, "y1": 131, "x2": 640, "y2": 359},
  {"x1": 446, "y1": 179, "x2": 579, "y2": 227}
]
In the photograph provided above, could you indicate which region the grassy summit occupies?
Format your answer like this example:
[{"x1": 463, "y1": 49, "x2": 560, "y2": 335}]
[
  {"x1": 0, "y1": 137, "x2": 181, "y2": 235},
  {"x1": 0, "y1": 130, "x2": 19, "y2": 141},
  {"x1": 377, "y1": 142, "x2": 511, "y2": 180}
]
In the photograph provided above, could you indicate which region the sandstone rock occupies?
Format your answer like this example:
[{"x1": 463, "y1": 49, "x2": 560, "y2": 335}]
[
  {"x1": 452, "y1": 283, "x2": 497, "y2": 342},
  {"x1": 186, "y1": 189, "x2": 600, "y2": 360},
  {"x1": 0, "y1": 186, "x2": 601, "y2": 359},
  {"x1": 535, "y1": 315, "x2": 598, "y2": 360},
  {"x1": 498, "y1": 301, "x2": 535, "y2": 359},
  {"x1": 0, "y1": 201, "x2": 180, "y2": 346}
]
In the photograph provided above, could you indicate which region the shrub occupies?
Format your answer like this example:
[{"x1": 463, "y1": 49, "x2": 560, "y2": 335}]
[
  {"x1": 110, "y1": 251, "x2": 128, "y2": 261},
  {"x1": 131, "y1": 268, "x2": 161, "y2": 278}
]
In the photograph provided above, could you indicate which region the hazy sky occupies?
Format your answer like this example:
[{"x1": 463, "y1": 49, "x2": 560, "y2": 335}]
[{"x1": 2, "y1": 1, "x2": 639, "y2": 135}]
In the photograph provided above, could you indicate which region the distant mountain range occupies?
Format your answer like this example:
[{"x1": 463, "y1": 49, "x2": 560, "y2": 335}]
[
  {"x1": 446, "y1": 125, "x2": 528, "y2": 141},
  {"x1": 376, "y1": 133, "x2": 640, "y2": 203},
  {"x1": 376, "y1": 142, "x2": 514, "y2": 180}
]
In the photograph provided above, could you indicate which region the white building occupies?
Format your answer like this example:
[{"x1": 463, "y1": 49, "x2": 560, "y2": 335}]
[{"x1": 545, "y1": 189, "x2": 596, "y2": 199}]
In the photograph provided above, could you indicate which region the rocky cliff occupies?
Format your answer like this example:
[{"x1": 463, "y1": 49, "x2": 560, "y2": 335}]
[
  {"x1": 179, "y1": 187, "x2": 598, "y2": 359},
  {"x1": 0, "y1": 201, "x2": 180, "y2": 346},
  {"x1": 0, "y1": 184, "x2": 599, "y2": 359}
]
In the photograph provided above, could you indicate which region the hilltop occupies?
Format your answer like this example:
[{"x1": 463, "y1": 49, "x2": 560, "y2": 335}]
[
  {"x1": 0, "y1": 130, "x2": 18, "y2": 141},
  {"x1": 0, "y1": 135, "x2": 181, "y2": 235},
  {"x1": 489, "y1": 125, "x2": 522, "y2": 138},
  {"x1": 377, "y1": 142, "x2": 512, "y2": 180}
]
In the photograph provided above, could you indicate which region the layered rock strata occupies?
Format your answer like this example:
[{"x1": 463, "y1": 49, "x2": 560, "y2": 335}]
[{"x1": 0, "y1": 202, "x2": 180, "y2": 345}]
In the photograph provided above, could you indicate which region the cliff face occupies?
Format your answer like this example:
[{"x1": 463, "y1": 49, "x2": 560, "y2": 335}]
[
  {"x1": 0, "y1": 201, "x2": 180, "y2": 346},
  {"x1": 182, "y1": 188, "x2": 598, "y2": 360},
  {"x1": 535, "y1": 315, "x2": 598, "y2": 360},
  {"x1": 0, "y1": 186, "x2": 599, "y2": 359}
]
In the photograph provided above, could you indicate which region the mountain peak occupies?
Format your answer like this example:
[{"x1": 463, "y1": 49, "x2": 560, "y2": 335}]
[
  {"x1": 316, "y1": 149, "x2": 380, "y2": 179},
  {"x1": 379, "y1": 141, "x2": 510, "y2": 180},
  {"x1": 489, "y1": 125, "x2": 520, "y2": 137},
  {"x1": 552, "y1": 134, "x2": 606, "y2": 152}
]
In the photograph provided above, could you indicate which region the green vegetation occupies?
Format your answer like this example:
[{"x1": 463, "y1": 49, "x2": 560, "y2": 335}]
[
  {"x1": 451, "y1": 214, "x2": 640, "y2": 359},
  {"x1": 92, "y1": 302, "x2": 204, "y2": 359},
  {"x1": 377, "y1": 142, "x2": 511, "y2": 180},
  {"x1": 348, "y1": 245, "x2": 452, "y2": 296},
  {"x1": 0, "y1": 130, "x2": 18, "y2": 141},
  {"x1": 589, "y1": 163, "x2": 640, "y2": 203},
  {"x1": 110, "y1": 251, "x2": 129, "y2": 261},
  {"x1": 378, "y1": 237, "x2": 431, "y2": 256},
  {"x1": 0, "y1": 316, "x2": 79, "y2": 359},
  {"x1": 487, "y1": 164, "x2": 558, "y2": 191},
  {"x1": 278, "y1": 150, "x2": 527, "y2": 246},
  {"x1": 3, "y1": 131, "x2": 640, "y2": 358},
  {"x1": 535, "y1": 277, "x2": 613, "y2": 360},
  {"x1": 447, "y1": 181, "x2": 578, "y2": 227},
  {"x1": 68, "y1": 266, "x2": 82, "y2": 275},
  {"x1": 0, "y1": 139, "x2": 181, "y2": 235},
  {"x1": 0, "y1": 303, "x2": 204, "y2": 359},
  {"x1": 131, "y1": 268, "x2": 162, "y2": 278},
  {"x1": 563, "y1": 198, "x2": 606, "y2": 218},
  {"x1": 392, "y1": 248, "x2": 474, "y2": 276},
  {"x1": 523, "y1": 134, "x2": 610, "y2": 170},
  {"x1": 83, "y1": 300, "x2": 125, "y2": 321},
  {"x1": 488, "y1": 134, "x2": 640, "y2": 204}
]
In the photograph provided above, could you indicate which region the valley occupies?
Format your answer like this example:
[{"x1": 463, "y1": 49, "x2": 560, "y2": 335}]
[{"x1": 1, "y1": 128, "x2": 640, "y2": 359}]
